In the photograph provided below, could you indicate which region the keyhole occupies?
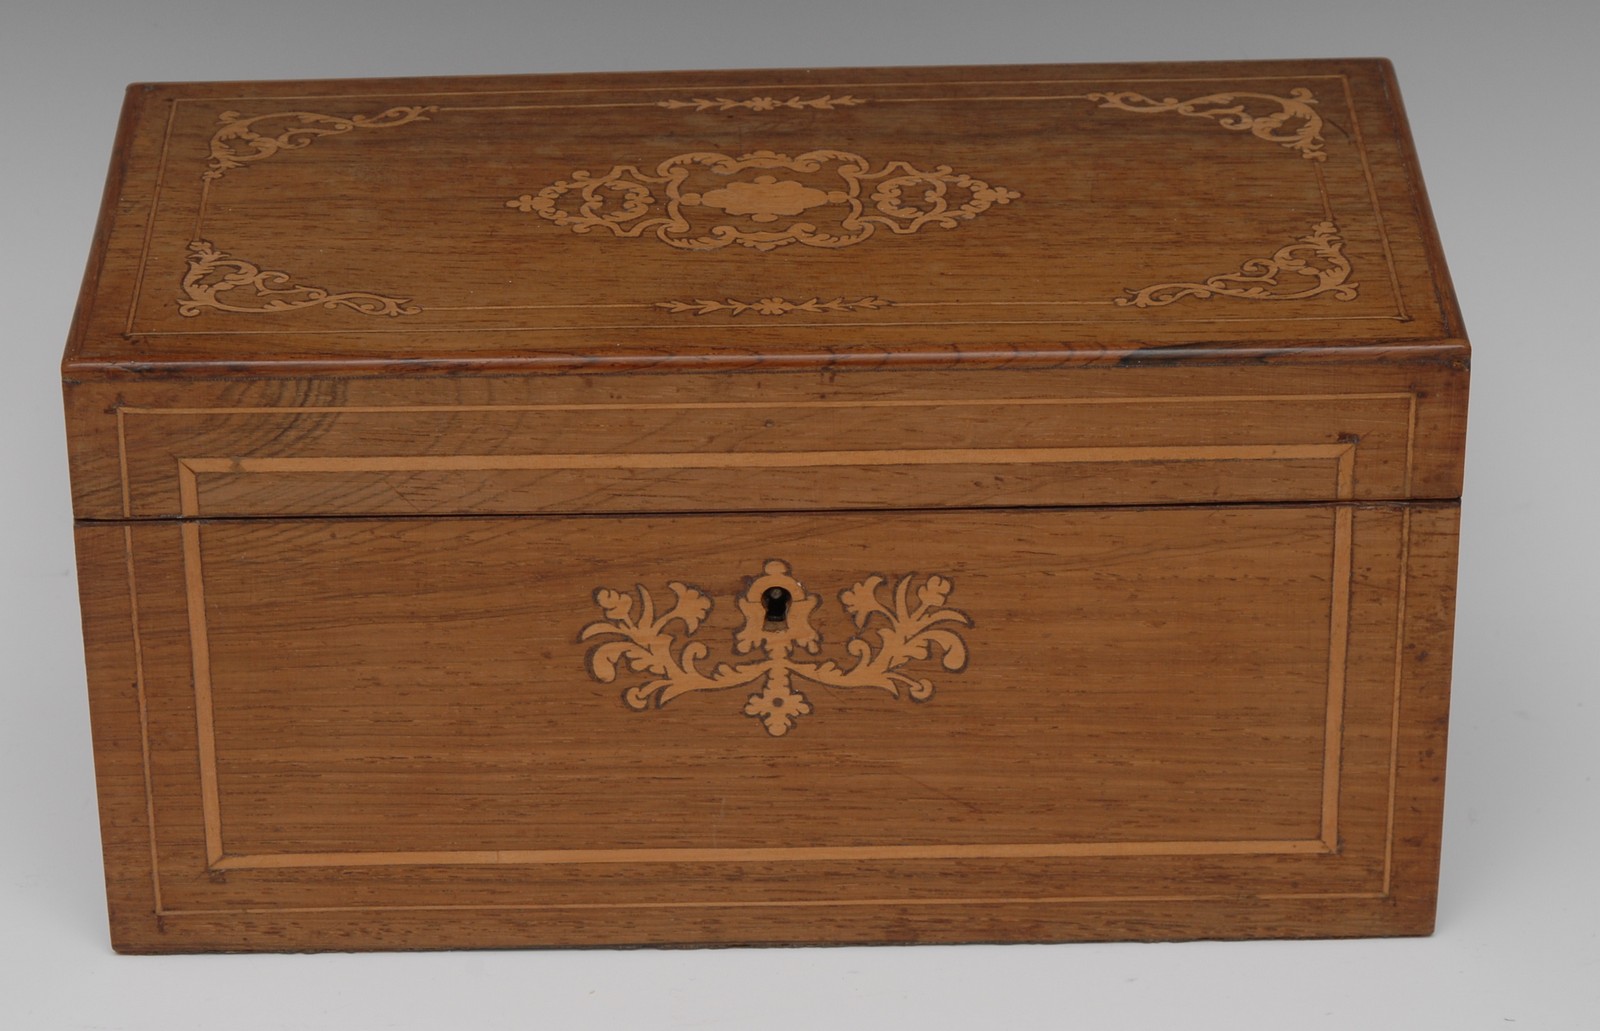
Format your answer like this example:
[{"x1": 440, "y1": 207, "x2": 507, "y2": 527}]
[{"x1": 762, "y1": 586, "x2": 792, "y2": 625}]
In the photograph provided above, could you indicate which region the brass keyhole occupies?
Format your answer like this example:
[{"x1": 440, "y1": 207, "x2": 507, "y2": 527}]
[{"x1": 762, "y1": 586, "x2": 792, "y2": 625}]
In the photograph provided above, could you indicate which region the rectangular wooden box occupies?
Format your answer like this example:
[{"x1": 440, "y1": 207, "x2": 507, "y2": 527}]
[{"x1": 63, "y1": 58, "x2": 1468, "y2": 952}]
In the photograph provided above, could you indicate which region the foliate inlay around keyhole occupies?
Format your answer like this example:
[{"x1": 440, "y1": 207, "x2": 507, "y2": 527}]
[
  {"x1": 762, "y1": 586, "x2": 792, "y2": 625},
  {"x1": 583, "y1": 559, "x2": 970, "y2": 736}
]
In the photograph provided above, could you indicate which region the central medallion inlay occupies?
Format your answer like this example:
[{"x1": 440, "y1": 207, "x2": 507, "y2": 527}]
[
  {"x1": 691, "y1": 176, "x2": 846, "y2": 222},
  {"x1": 507, "y1": 149, "x2": 1020, "y2": 251}
]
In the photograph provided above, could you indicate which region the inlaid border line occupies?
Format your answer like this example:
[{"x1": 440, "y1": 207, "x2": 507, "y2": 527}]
[
  {"x1": 120, "y1": 525, "x2": 164, "y2": 915},
  {"x1": 177, "y1": 517, "x2": 225, "y2": 869},
  {"x1": 1342, "y1": 75, "x2": 1408, "y2": 321},
  {"x1": 1323, "y1": 498, "x2": 1355, "y2": 848},
  {"x1": 177, "y1": 443, "x2": 1351, "y2": 478},
  {"x1": 167, "y1": 73, "x2": 1357, "y2": 105},
  {"x1": 170, "y1": 442, "x2": 1354, "y2": 875},
  {"x1": 160, "y1": 889, "x2": 1390, "y2": 917},
  {"x1": 132, "y1": 74, "x2": 1406, "y2": 334},
  {"x1": 209, "y1": 839, "x2": 1331, "y2": 871},
  {"x1": 115, "y1": 408, "x2": 133, "y2": 520},
  {"x1": 125, "y1": 98, "x2": 179, "y2": 336},
  {"x1": 120, "y1": 391, "x2": 1417, "y2": 512},
  {"x1": 126, "y1": 314, "x2": 1415, "y2": 336},
  {"x1": 1382, "y1": 507, "x2": 1413, "y2": 893},
  {"x1": 117, "y1": 390, "x2": 1420, "y2": 417},
  {"x1": 115, "y1": 391, "x2": 1414, "y2": 908}
]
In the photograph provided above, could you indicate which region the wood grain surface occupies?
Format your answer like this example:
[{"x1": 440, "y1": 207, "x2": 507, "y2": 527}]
[
  {"x1": 74, "y1": 502, "x2": 1458, "y2": 950},
  {"x1": 63, "y1": 362, "x2": 1467, "y2": 522},
  {"x1": 63, "y1": 59, "x2": 1467, "y2": 952},
  {"x1": 61, "y1": 58, "x2": 1463, "y2": 373}
]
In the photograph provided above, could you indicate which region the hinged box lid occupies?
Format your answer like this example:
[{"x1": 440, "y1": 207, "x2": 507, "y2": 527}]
[{"x1": 63, "y1": 58, "x2": 1466, "y2": 374}]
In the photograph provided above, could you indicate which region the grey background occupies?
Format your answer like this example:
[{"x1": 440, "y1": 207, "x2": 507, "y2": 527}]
[{"x1": 3, "y1": 1, "x2": 1596, "y2": 1028}]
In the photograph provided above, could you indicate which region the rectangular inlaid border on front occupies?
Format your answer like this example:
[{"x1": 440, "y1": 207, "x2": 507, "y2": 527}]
[
  {"x1": 106, "y1": 392, "x2": 1421, "y2": 916},
  {"x1": 174, "y1": 449, "x2": 1354, "y2": 871}
]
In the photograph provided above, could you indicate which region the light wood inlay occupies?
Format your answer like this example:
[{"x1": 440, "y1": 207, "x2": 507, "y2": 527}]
[
  {"x1": 1086, "y1": 88, "x2": 1326, "y2": 159},
  {"x1": 63, "y1": 60, "x2": 1468, "y2": 354},
  {"x1": 119, "y1": 526, "x2": 163, "y2": 913},
  {"x1": 1117, "y1": 220, "x2": 1357, "y2": 307},
  {"x1": 509, "y1": 148, "x2": 1020, "y2": 252},
  {"x1": 178, "y1": 240, "x2": 419, "y2": 318},
  {"x1": 163, "y1": 490, "x2": 1359, "y2": 875},
  {"x1": 64, "y1": 60, "x2": 1465, "y2": 953},
  {"x1": 655, "y1": 296, "x2": 892, "y2": 316},
  {"x1": 101, "y1": 384, "x2": 1421, "y2": 521},
  {"x1": 582, "y1": 560, "x2": 972, "y2": 736},
  {"x1": 179, "y1": 521, "x2": 222, "y2": 868},
  {"x1": 657, "y1": 94, "x2": 866, "y2": 112},
  {"x1": 203, "y1": 104, "x2": 436, "y2": 181},
  {"x1": 212, "y1": 838, "x2": 1332, "y2": 871}
]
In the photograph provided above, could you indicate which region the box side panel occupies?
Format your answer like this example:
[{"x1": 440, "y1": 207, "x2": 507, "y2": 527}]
[{"x1": 1385, "y1": 503, "x2": 1459, "y2": 932}]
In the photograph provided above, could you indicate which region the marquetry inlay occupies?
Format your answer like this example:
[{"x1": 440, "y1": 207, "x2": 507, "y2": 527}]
[
  {"x1": 1086, "y1": 88, "x2": 1326, "y2": 160},
  {"x1": 656, "y1": 94, "x2": 866, "y2": 112},
  {"x1": 654, "y1": 296, "x2": 892, "y2": 316},
  {"x1": 203, "y1": 105, "x2": 437, "y2": 181},
  {"x1": 168, "y1": 84, "x2": 1366, "y2": 318},
  {"x1": 508, "y1": 149, "x2": 1020, "y2": 252},
  {"x1": 1116, "y1": 221, "x2": 1356, "y2": 307},
  {"x1": 580, "y1": 560, "x2": 972, "y2": 736},
  {"x1": 178, "y1": 240, "x2": 420, "y2": 318}
]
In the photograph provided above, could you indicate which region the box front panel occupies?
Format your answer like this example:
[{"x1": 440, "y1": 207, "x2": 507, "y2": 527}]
[
  {"x1": 69, "y1": 361, "x2": 1471, "y2": 522},
  {"x1": 77, "y1": 499, "x2": 1457, "y2": 948}
]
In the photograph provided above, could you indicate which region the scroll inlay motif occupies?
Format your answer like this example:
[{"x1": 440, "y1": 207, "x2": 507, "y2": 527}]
[
  {"x1": 177, "y1": 241, "x2": 420, "y2": 317},
  {"x1": 1115, "y1": 221, "x2": 1357, "y2": 307},
  {"x1": 508, "y1": 149, "x2": 1020, "y2": 252},
  {"x1": 580, "y1": 561, "x2": 972, "y2": 736},
  {"x1": 1086, "y1": 89, "x2": 1327, "y2": 160},
  {"x1": 203, "y1": 105, "x2": 438, "y2": 181}
]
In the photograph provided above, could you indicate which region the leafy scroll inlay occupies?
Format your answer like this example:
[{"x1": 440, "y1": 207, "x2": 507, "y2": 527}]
[
  {"x1": 178, "y1": 240, "x2": 420, "y2": 317},
  {"x1": 655, "y1": 296, "x2": 892, "y2": 316},
  {"x1": 508, "y1": 149, "x2": 1019, "y2": 251},
  {"x1": 1086, "y1": 88, "x2": 1326, "y2": 160},
  {"x1": 657, "y1": 95, "x2": 865, "y2": 112},
  {"x1": 1115, "y1": 220, "x2": 1357, "y2": 307},
  {"x1": 204, "y1": 105, "x2": 438, "y2": 181},
  {"x1": 580, "y1": 560, "x2": 971, "y2": 737}
]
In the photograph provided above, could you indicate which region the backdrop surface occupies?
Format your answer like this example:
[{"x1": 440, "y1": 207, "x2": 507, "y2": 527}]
[{"x1": 3, "y1": 2, "x2": 1596, "y2": 1028}]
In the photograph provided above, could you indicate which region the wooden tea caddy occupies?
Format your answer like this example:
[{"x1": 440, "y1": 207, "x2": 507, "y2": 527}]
[{"x1": 63, "y1": 59, "x2": 1467, "y2": 952}]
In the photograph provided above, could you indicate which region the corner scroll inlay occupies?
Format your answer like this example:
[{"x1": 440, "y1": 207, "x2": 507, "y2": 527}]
[
  {"x1": 1087, "y1": 88, "x2": 1326, "y2": 160},
  {"x1": 204, "y1": 105, "x2": 438, "y2": 181},
  {"x1": 1115, "y1": 221, "x2": 1357, "y2": 307},
  {"x1": 580, "y1": 560, "x2": 971, "y2": 736},
  {"x1": 178, "y1": 240, "x2": 421, "y2": 317},
  {"x1": 508, "y1": 149, "x2": 1019, "y2": 252}
]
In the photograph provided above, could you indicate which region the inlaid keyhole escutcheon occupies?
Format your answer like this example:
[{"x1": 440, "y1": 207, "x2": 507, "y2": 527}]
[
  {"x1": 762, "y1": 586, "x2": 792, "y2": 625},
  {"x1": 583, "y1": 559, "x2": 971, "y2": 736}
]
